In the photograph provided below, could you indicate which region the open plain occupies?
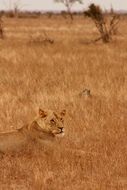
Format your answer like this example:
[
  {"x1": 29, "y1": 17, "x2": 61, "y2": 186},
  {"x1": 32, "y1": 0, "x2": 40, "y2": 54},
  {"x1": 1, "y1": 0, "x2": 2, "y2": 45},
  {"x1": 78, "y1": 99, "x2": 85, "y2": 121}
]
[{"x1": 0, "y1": 15, "x2": 127, "y2": 189}]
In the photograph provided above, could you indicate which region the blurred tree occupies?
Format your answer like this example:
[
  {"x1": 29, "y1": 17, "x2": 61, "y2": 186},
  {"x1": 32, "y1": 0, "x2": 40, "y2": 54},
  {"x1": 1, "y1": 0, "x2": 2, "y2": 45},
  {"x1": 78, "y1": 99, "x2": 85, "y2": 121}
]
[
  {"x1": 0, "y1": 13, "x2": 4, "y2": 39},
  {"x1": 54, "y1": 0, "x2": 83, "y2": 20}
]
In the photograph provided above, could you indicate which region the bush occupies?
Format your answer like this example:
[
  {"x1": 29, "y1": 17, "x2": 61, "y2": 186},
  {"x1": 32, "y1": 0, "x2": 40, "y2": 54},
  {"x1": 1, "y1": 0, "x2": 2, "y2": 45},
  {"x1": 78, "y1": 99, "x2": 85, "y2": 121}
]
[{"x1": 84, "y1": 3, "x2": 120, "y2": 43}]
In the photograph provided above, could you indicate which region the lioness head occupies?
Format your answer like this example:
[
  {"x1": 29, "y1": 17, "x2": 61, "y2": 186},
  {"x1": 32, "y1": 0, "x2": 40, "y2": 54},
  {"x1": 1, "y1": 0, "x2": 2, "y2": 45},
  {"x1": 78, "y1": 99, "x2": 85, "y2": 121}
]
[{"x1": 34, "y1": 109, "x2": 66, "y2": 137}]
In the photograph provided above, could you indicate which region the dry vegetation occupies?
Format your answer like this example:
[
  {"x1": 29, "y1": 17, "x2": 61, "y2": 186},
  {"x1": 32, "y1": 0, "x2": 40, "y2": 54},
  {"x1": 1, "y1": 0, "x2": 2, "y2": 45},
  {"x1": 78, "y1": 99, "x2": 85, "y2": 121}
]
[{"x1": 0, "y1": 15, "x2": 127, "y2": 189}]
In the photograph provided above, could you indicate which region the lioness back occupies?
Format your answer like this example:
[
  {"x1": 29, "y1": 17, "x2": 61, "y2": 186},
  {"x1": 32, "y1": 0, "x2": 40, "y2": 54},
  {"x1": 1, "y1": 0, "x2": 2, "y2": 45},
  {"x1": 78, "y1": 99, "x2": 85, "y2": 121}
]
[{"x1": 0, "y1": 128, "x2": 30, "y2": 153}]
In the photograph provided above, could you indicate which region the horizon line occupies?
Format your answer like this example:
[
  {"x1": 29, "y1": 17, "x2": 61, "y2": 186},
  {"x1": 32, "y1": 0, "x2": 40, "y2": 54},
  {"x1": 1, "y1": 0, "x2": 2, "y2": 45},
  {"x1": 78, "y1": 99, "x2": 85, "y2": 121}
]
[{"x1": 0, "y1": 8, "x2": 127, "y2": 13}]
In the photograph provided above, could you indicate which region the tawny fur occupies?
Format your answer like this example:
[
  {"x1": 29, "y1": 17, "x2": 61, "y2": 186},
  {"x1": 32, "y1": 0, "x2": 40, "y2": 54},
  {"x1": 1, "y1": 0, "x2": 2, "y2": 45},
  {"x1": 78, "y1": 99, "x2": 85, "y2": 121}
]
[{"x1": 0, "y1": 109, "x2": 65, "y2": 153}]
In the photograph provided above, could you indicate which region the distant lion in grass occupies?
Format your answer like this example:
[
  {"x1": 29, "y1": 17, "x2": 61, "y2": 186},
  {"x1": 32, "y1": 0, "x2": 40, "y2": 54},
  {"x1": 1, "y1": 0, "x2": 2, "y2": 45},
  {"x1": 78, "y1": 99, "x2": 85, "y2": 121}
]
[{"x1": 0, "y1": 108, "x2": 66, "y2": 154}]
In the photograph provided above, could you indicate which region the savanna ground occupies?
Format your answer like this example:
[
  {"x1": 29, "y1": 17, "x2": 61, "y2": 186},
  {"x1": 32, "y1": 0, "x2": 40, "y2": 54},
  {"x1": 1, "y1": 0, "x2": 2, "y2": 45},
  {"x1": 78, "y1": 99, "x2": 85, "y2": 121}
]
[{"x1": 0, "y1": 15, "x2": 127, "y2": 189}]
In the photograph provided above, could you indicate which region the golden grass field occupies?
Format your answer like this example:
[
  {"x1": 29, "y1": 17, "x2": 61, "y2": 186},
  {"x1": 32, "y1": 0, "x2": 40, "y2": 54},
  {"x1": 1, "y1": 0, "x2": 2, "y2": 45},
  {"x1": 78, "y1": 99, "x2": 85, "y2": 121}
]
[{"x1": 0, "y1": 15, "x2": 127, "y2": 189}]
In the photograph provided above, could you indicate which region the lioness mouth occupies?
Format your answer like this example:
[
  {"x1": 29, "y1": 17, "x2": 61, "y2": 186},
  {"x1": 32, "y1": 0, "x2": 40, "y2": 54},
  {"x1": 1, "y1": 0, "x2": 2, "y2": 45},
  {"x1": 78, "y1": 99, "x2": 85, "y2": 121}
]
[{"x1": 56, "y1": 132, "x2": 65, "y2": 137}]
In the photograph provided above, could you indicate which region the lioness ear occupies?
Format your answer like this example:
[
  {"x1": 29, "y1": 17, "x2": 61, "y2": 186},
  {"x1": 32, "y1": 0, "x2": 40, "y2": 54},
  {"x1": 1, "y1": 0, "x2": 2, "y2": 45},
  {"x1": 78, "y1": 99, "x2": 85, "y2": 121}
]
[
  {"x1": 60, "y1": 109, "x2": 66, "y2": 117},
  {"x1": 39, "y1": 109, "x2": 47, "y2": 118}
]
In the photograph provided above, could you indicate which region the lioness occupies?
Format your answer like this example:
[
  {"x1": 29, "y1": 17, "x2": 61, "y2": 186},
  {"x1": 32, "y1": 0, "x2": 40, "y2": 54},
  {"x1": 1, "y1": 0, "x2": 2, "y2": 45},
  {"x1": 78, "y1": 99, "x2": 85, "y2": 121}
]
[{"x1": 0, "y1": 109, "x2": 66, "y2": 153}]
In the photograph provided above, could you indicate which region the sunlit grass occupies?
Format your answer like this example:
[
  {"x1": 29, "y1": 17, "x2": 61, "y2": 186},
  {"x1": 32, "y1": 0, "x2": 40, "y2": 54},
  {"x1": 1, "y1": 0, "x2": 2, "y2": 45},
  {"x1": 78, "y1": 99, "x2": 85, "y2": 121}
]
[{"x1": 0, "y1": 16, "x2": 127, "y2": 189}]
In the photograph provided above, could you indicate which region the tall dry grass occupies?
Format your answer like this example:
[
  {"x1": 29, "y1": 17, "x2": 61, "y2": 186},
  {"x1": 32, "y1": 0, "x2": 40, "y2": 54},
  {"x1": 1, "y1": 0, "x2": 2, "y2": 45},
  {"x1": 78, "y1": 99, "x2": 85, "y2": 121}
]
[{"x1": 0, "y1": 16, "x2": 127, "y2": 189}]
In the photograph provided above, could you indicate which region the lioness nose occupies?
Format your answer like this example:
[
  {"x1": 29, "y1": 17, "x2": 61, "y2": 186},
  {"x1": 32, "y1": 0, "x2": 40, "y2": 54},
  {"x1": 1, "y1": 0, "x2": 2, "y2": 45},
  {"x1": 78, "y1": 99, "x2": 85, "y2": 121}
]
[
  {"x1": 58, "y1": 127, "x2": 63, "y2": 131},
  {"x1": 61, "y1": 127, "x2": 64, "y2": 132}
]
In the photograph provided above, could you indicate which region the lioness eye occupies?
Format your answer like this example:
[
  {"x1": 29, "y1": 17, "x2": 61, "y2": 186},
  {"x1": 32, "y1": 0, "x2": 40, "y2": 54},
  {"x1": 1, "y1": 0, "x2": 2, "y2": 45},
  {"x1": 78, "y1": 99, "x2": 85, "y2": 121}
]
[{"x1": 60, "y1": 118, "x2": 64, "y2": 122}]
